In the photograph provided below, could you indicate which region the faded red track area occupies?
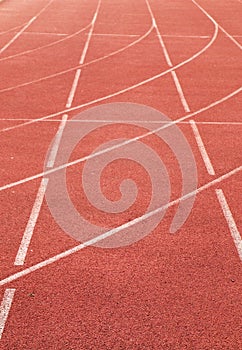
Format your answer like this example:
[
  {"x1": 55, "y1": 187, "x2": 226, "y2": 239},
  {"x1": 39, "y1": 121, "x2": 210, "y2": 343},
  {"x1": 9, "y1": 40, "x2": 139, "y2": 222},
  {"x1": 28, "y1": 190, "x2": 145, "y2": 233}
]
[{"x1": 0, "y1": 0, "x2": 241, "y2": 349}]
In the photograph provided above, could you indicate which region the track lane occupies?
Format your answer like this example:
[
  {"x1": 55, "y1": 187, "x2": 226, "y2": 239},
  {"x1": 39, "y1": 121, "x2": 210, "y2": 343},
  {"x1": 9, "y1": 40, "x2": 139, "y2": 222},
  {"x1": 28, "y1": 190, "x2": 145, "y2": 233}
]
[{"x1": 0, "y1": 0, "x2": 241, "y2": 348}]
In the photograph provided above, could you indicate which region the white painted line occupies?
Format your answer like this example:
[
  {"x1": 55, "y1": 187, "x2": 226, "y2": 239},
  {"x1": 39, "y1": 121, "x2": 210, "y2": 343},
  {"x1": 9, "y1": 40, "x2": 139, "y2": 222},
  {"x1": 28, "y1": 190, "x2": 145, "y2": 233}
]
[
  {"x1": 66, "y1": 70, "x2": 81, "y2": 108},
  {"x1": 0, "y1": 0, "x2": 222, "y2": 101},
  {"x1": 0, "y1": 0, "x2": 55, "y2": 55},
  {"x1": 14, "y1": 178, "x2": 48, "y2": 266},
  {"x1": 89, "y1": 33, "x2": 210, "y2": 38},
  {"x1": 0, "y1": 21, "x2": 92, "y2": 63},
  {"x1": 0, "y1": 16, "x2": 36, "y2": 55},
  {"x1": 0, "y1": 87, "x2": 240, "y2": 193},
  {"x1": 0, "y1": 289, "x2": 15, "y2": 339},
  {"x1": 1, "y1": 119, "x2": 242, "y2": 126},
  {"x1": 0, "y1": 22, "x2": 154, "y2": 95},
  {"x1": 162, "y1": 34, "x2": 210, "y2": 39},
  {"x1": 66, "y1": 0, "x2": 100, "y2": 108},
  {"x1": 171, "y1": 71, "x2": 190, "y2": 113},
  {"x1": 46, "y1": 115, "x2": 68, "y2": 168},
  {"x1": 91, "y1": 33, "x2": 140, "y2": 37},
  {"x1": 216, "y1": 189, "x2": 242, "y2": 260},
  {"x1": 13, "y1": 0, "x2": 101, "y2": 266},
  {"x1": 145, "y1": 0, "x2": 190, "y2": 113},
  {"x1": 189, "y1": 120, "x2": 215, "y2": 175},
  {"x1": 20, "y1": 31, "x2": 68, "y2": 36},
  {"x1": 79, "y1": 1, "x2": 101, "y2": 65},
  {"x1": 0, "y1": 165, "x2": 241, "y2": 287},
  {"x1": 192, "y1": 0, "x2": 242, "y2": 50}
]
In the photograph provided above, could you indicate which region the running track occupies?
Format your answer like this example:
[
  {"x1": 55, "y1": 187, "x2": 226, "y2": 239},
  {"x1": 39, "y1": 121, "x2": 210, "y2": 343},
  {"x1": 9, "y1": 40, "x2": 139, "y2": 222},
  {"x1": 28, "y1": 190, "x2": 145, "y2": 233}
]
[{"x1": 0, "y1": 0, "x2": 241, "y2": 349}]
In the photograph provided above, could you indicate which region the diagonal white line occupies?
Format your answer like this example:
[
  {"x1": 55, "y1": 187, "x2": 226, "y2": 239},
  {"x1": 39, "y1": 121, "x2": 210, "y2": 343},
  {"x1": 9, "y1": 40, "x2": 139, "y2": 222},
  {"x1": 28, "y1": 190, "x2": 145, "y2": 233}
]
[
  {"x1": 0, "y1": 165, "x2": 241, "y2": 287},
  {"x1": 190, "y1": 120, "x2": 215, "y2": 175},
  {"x1": 216, "y1": 189, "x2": 242, "y2": 260},
  {"x1": 0, "y1": 289, "x2": 15, "y2": 339}
]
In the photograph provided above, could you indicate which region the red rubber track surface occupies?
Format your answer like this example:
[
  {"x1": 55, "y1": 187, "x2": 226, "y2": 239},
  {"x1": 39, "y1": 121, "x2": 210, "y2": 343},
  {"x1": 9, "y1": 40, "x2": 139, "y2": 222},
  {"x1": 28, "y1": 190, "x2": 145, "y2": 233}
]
[{"x1": 0, "y1": 0, "x2": 241, "y2": 349}]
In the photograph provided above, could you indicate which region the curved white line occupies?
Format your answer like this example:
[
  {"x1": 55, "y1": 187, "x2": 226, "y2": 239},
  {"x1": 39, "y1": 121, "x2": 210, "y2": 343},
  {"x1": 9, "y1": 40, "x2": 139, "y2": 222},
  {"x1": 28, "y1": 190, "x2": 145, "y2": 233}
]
[
  {"x1": 0, "y1": 23, "x2": 154, "y2": 94},
  {"x1": 0, "y1": 86, "x2": 240, "y2": 192},
  {"x1": 192, "y1": 0, "x2": 242, "y2": 50},
  {"x1": 0, "y1": 17, "x2": 218, "y2": 132},
  {"x1": 0, "y1": 0, "x2": 218, "y2": 95},
  {"x1": 0, "y1": 22, "x2": 92, "y2": 62}
]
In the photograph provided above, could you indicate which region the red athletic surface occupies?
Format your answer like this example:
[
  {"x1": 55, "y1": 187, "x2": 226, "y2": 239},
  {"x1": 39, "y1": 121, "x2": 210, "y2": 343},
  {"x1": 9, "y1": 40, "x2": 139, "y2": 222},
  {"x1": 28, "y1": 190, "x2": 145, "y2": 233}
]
[{"x1": 0, "y1": 0, "x2": 241, "y2": 349}]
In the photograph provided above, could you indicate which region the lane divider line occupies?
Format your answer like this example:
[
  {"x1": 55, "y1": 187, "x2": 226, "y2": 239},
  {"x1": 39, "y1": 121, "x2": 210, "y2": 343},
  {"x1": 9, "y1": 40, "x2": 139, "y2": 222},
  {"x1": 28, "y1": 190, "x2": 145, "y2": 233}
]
[
  {"x1": 189, "y1": 120, "x2": 215, "y2": 175},
  {"x1": 0, "y1": 289, "x2": 15, "y2": 339},
  {"x1": 0, "y1": 166, "x2": 241, "y2": 287},
  {"x1": 145, "y1": 0, "x2": 190, "y2": 113},
  {"x1": 65, "y1": 70, "x2": 82, "y2": 108},
  {"x1": 216, "y1": 189, "x2": 242, "y2": 260},
  {"x1": 14, "y1": 178, "x2": 48, "y2": 266},
  {"x1": 46, "y1": 115, "x2": 68, "y2": 168}
]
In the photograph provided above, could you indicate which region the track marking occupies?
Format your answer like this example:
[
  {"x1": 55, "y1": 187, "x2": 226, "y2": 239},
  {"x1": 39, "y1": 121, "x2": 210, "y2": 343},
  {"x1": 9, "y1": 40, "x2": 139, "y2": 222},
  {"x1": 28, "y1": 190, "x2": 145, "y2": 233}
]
[
  {"x1": 0, "y1": 22, "x2": 92, "y2": 62},
  {"x1": 65, "y1": 2, "x2": 101, "y2": 108},
  {"x1": 192, "y1": 0, "x2": 242, "y2": 50},
  {"x1": 14, "y1": 178, "x2": 48, "y2": 266},
  {"x1": 20, "y1": 31, "x2": 69, "y2": 36},
  {"x1": 0, "y1": 23, "x2": 154, "y2": 90},
  {"x1": 0, "y1": 0, "x2": 55, "y2": 55},
  {"x1": 145, "y1": 0, "x2": 190, "y2": 112},
  {"x1": 1, "y1": 119, "x2": 242, "y2": 125},
  {"x1": 65, "y1": 69, "x2": 82, "y2": 108},
  {"x1": 0, "y1": 289, "x2": 15, "y2": 339},
  {"x1": 46, "y1": 115, "x2": 68, "y2": 168},
  {"x1": 0, "y1": 87, "x2": 240, "y2": 193},
  {"x1": 0, "y1": 19, "x2": 218, "y2": 132},
  {"x1": 0, "y1": 166, "x2": 241, "y2": 287},
  {"x1": 216, "y1": 189, "x2": 242, "y2": 260},
  {"x1": 0, "y1": 0, "x2": 219, "y2": 97},
  {"x1": 190, "y1": 120, "x2": 215, "y2": 175},
  {"x1": 13, "y1": 0, "x2": 102, "y2": 266},
  {"x1": 90, "y1": 33, "x2": 210, "y2": 38},
  {"x1": 0, "y1": 17, "x2": 37, "y2": 55}
]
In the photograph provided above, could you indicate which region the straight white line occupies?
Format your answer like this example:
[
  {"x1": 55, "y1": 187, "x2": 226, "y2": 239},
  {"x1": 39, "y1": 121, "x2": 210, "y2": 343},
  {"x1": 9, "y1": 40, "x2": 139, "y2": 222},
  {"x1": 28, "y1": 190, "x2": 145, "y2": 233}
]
[
  {"x1": 170, "y1": 71, "x2": 190, "y2": 112},
  {"x1": 66, "y1": 1, "x2": 101, "y2": 108},
  {"x1": 190, "y1": 120, "x2": 215, "y2": 175},
  {"x1": 0, "y1": 289, "x2": 15, "y2": 339},
  {"x1": 65, "y1": 70, "x2": 81, "y2": 108},
  {"x1": 91, "y1": 33, "x2": 140, "y2": 37},
  {"x1": 46, "y1": 115, "x2": 68, "y2": 168},
  {"x1": 0, "y1": 16, "x2": 36, "y2": 55},
  {"x1": 0, "y1": 87, "x2": 240, "y2": 193},
  {"x1": 192, "y1": 0, "x2": 242, "y2": 50},
  {"x1": 14, "y1": 178, "x2": 48, "y2": 266},
  {"x1": 79, "y1": 5, "x2": 101, "y2": 64},
  {"x1": 145, "y1": 0, "x2": 190, "y2": 113},
  {"x1": 90, "y1": 33, "x2": 210, "y2": 38},
  {"x1": 216, "y1": 189, "x2": 242, "y2": 260},
  {"x1": 0, "y1": 165, "x2": 241, "y2": 287},
  {"x1": 162, "y1": 34, "x2": 210, "y2": 39},
  {"x1": 1, "y1": 119, "x2": 242, "y2": 125},
  {"x1": 20, "y1": 31, "x2": 68, "y2": 36}
]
